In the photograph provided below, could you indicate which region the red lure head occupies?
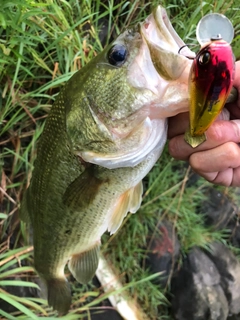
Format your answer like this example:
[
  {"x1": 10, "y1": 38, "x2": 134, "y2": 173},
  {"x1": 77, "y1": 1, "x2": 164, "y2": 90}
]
[{"x1": 189, "y1": 39, "x2": 235, "y2": 136}]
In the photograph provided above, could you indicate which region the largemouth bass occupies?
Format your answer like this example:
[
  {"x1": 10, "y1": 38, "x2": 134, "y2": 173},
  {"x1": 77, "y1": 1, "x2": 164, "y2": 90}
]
[{"x1": 20, "y1": 6, "x2": 194, "y2": 314}]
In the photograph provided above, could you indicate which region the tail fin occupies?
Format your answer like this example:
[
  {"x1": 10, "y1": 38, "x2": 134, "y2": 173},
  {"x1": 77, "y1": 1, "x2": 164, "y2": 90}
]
[{"x1": 47, "y1": 278, "x2": 71, "y2": 315}]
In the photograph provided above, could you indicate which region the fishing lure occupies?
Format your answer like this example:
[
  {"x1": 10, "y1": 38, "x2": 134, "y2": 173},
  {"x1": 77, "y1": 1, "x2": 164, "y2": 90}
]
[{"x1": 184, "y1": 14, "x2": 235, "y2": 148}]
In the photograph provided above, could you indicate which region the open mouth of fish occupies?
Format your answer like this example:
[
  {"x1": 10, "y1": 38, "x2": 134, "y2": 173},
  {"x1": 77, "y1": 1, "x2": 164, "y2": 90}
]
[{"x1": 140, "y1": 6, "x2": 195, "y2": 80}]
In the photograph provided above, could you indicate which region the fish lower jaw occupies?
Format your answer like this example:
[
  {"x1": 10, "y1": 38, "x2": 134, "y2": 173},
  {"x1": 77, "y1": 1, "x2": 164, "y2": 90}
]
[{"x1": 80, "y1": 118, "x2": 167, "y2": 169}]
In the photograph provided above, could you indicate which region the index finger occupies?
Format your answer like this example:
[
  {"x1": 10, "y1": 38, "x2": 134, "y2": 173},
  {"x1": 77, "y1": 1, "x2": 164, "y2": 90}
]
[{"x1": 168, "y1": 119, "x2": 240, "y2": 160}]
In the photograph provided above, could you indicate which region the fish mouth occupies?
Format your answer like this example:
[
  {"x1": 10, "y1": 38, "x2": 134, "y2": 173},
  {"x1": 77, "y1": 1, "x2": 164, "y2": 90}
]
[
  {"x1": 188, "y1": 40, "x2": 235, "y2": 136},
  {"x1": 140, "y1": 6, "x2": 195, "y2": 80},
  {"x1": 80, "y1": 7, "x2": 196, "y2": 170}
]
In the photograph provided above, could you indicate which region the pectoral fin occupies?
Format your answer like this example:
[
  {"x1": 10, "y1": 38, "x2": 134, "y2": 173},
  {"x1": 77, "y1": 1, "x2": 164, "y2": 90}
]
[
  {"x1": 63, "y1": 167, "x2": 105, "y2": 209},
  {"x1": 68, "y1": 243, "x2": 100, "y2": 284},
  {"x1": 108, "y1": 181, "x2": 143, "y2": 235}
]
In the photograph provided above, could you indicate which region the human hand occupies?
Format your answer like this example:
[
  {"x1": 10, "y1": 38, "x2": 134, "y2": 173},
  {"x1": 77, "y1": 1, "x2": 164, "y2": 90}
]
[{"x1": 168, "y1": 61, "x2": 240, "y2": 187}]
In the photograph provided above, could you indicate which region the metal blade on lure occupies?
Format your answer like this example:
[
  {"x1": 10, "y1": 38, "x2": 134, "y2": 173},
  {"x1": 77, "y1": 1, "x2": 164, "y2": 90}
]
[{"x1": 185, "y1": 13, "x2": 235, "y2": 148}]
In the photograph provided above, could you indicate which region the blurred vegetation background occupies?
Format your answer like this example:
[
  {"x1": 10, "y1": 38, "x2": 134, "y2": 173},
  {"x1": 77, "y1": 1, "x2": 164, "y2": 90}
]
[{"x1": 1, "y1": 0, "x2": 240, "y2": 319}]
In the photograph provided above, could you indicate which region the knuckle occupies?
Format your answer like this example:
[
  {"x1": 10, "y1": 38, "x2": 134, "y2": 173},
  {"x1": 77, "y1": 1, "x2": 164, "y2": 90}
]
[
  {"x1": 212, "y1": 169, "x2": 233, "y2": 187},
  {"x1": 231, "y1": 120, "x2": 240, "y2": 140},
  {"x1": 207, "y1": 122, "x2": 225, "y2": 142},
  {"x1": 225, "y1": 142, "x2": 240, "y2": 160}
]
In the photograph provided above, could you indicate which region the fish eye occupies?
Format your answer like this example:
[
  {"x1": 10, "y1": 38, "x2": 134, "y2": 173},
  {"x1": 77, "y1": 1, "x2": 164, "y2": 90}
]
[
  {"x1": 108, "y1": 44, "x2": 127, "y2": 67},
  {"x1": 198, "y1": 51, "x2": 211, "y2": 65}
]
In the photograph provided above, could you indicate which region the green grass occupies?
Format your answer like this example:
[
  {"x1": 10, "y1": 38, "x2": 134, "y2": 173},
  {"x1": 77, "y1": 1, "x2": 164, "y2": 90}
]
[{"x1": 1, "y1": 0, "x2": 240, "y2": 319}]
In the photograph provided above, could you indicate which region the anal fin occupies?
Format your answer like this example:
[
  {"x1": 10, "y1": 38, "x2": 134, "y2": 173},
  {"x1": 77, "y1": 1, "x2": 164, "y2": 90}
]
[
  {"x1": 108, "y1": 181, "x2": 143, "y2": 235},
  {"x1": 47, "y1": 277, "x2": 71, "y2": 315},
  {"x1": 68, "y1": 243, "x2": 100, "y2": 284}
]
